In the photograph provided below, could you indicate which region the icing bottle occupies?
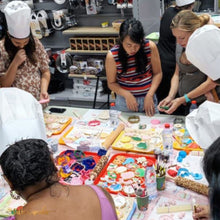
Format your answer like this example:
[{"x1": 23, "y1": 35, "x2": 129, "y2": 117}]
[{"x1": 145, "y1": 161, "x2": 157, "y2": 201}]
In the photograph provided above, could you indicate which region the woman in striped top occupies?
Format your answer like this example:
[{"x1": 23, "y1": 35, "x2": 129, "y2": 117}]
[{"x1": 106, "y1": 18, "x2": 162, "y2": 116}]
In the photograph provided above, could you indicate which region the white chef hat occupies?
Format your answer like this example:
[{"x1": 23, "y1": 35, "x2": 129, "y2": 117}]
[
  {"x1": 186, "y1": 25, "x2": 220, "y2": 81},
  {"x1": 4, "y1": 1, "x2": 31, "y2": 39},
  {"x1": 176, "y1": 0, "x2": 195, "y2": 7}
]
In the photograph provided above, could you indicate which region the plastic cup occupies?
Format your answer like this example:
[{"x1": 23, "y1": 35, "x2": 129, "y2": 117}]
[
  {"x1": 136, "y1": 195, "x2": 149, "y2": 211},
  {"x1": 156, "y1": 175, "x2": 166, "y2": 190}
]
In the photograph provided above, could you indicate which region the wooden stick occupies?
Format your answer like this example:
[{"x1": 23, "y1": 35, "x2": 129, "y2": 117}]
[
  {"x1": 89, "y1": 123, "x2": 125, "y2": 181},
  {"x1": 157, "y1": 204, "x2": 192, "y2": 214},
  {"x1": 102, "y1": 123, "x2": 125, "y2": 149}
]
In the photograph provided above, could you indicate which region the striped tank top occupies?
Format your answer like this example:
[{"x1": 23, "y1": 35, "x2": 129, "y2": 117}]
[{"x1": 110, "y1": 39, "x2": 152, "y2": 97}]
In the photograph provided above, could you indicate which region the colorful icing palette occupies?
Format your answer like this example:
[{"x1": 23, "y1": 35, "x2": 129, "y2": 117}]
[
  {"x1": 55, "y1": 150, "x2": 101, "y2": 185},
  {"x1": 94, "y1": 153, "x2": 156, "y2": 196}
]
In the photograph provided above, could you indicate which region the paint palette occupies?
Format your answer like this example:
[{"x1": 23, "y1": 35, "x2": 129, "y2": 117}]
[
  {"x1": 112, "y1": 128, "x2": 163, "y2": 154},
  {"x1": 44, "y1": 113, "x2": 72, "y2": 136},
  {"x1": 55, "y1": 150, "x2": 101, "y2": 185},
  {"x1": 94, "y1": 153, "x2": 156, "y2": 196}
]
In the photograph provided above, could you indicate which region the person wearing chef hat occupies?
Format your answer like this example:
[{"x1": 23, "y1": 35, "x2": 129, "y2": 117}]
[
  {"x1": 159, "y1": 10, "x2": 219, "y2": 114},
  {"x1": 156, "y1": 0, "x2": 195, "y2": 114},
  {"x1": 0, "y1": 1, "x2": 50, "y2": 102}
]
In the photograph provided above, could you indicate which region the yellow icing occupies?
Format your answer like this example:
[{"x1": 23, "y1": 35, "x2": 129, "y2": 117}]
[
  {"x1": 123, "y1": 143, "x2": 133, "y2": 149},
  {"x1": 120, "y1": 136, "x2": 131, "y2": 143}
]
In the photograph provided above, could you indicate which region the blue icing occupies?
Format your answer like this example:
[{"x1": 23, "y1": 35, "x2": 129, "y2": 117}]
[
  {"x1": 109, "y1": 183, "x2": 122, "y2": 191},
  {"x1": 123, "y1": 158, "x2": 135, "y2": 165}
]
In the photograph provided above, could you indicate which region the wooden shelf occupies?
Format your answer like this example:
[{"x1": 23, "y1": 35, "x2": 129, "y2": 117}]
[
  {"x1": 66, "y1": 48, "x2": 108, "y2": 55},
  {"x1": 68, "y1": 74, "x2": 106, "y2": 79},
  {"x1": 63, "y1": 27, "x2": 119, "y2": 36}
]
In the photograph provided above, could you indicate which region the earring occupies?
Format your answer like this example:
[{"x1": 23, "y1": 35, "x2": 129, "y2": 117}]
[{"x1": 10, "y1": 190, "x2": 20, "y2": 200}]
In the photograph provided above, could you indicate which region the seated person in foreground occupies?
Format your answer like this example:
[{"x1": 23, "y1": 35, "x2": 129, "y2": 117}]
[
  {"x1": 0, "y1": 139, "x2": 118, "y2": 220},
  {"x1": 193, "y1": 136, "x2": 220, "y2": 220}
]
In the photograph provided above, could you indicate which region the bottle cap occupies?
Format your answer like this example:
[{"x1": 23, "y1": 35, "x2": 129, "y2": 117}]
[
  {"x1": 191, "y1": 100, "x2": 197, "y2": 104},
  {"x1": 110, "y1": 102, "x2": 115, "y2": 107},
  {"x1": 164, "y1": 123, "x2": 170, "y2": 129}
]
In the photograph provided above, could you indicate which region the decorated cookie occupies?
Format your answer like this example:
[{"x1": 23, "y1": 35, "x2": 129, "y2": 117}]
[
  {"x1": 137, "y1": 142, "x2": 147, "y2": 149},
  {"x1": 121, "y1": 171, "x2": 135, "y2": 180},
  {"x1": 113, "y1": 156, "x2": 126, "y2": 165},
  {"x1": 115, "y1": 166, "x2": 127, "y2": 174},
  {"x1": 107, "y1": 163, "x2": 118, "y2": 171},
  {"x1": 122, "y1": 158, "x2": 135, "y2": 165},
  {"x1": 122, "y1": 143, "x2": 133, "y2": 150},
  {"x1": 136, "y1": 157, "x2": 147, "y2": 164},
  {"x1": 120, "y1": 136, "x2": 131, "y2": 143},
  {"x1": 100, "y1": 132, "x2": 109, "y2": 139},
  {"x1": 135, "y1": 168, "x2": 145, "y2": 177},
  {"x1": 123, "y1": 185, "x2": 135, "y2": 195},
  {"x1": 109, "y1": 183, "x2": 123, "y2": 192},
  {"x1": 107, "y1": 171, "x2": 117, "y2": 179},
  {"x1": 126, "y1": 163, "x2": 138, "y2": 171},
  {"x1": 131, "y1": 136, "x2": 142, "y2": 141}
]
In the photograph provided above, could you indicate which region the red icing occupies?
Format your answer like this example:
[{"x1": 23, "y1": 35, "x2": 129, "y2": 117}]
[{"x1": 167, "y1": 169, "x2": 177, "y2": 177}]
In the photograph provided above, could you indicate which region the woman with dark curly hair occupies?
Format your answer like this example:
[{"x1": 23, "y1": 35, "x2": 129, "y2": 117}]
[
  {"x1": 106, "y1": 18, "x2": 162, "y2": 116},
  {"x1": 0, "y1": 139, "x2": 117, "y2": 220}
]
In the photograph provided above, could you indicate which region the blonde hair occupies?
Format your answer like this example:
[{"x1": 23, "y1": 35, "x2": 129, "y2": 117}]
[{"x1": 170, "y1": 10, "x2": 210, "y2": 32}]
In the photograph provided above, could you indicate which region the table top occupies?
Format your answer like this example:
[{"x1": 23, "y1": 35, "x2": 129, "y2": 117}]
[{"x1": 0, "y1": 106, "x2": 208, "y2": 220}]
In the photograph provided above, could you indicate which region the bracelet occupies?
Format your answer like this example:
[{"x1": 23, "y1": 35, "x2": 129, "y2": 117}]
[
  {"x1": 184, "y1": 94, "x2": 191, "y2": 103},
  {"x1": 128, "y1": 115, "x2": 140, "y2": 124}
]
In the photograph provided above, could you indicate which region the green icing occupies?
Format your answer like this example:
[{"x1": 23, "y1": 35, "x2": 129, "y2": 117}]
[
  {"x1": 136, "y1": 168, "x2": 145, "y2": 177},
  {"x1": 137, "y1": 142, "x2": 147, "y2": 149},
  {"x1": 132, "y1": 136, "x2": 142, "y2": 141}
]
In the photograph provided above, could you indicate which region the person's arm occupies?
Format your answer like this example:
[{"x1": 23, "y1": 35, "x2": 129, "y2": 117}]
[
  {"x1": 158, "y1": 63, "x2": 179, "y2": 111},
  {"x1": 105, "y1": 51, "x2": 138, "y2": 111},
  {"x1": 165, "y1": 77, "x2": 217, "y2": 114},
  {"x1": 40, "y1": 69, "x2": 50, "y2": 100},
  {"x1": 0, "y1": 49, "x2": 26, "y2": 87},
  {"x1": 144, "y1": 40, "x2": 162, "y2": 116}
]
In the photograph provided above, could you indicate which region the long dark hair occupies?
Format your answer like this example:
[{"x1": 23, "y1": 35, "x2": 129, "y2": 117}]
[
  {"x1": 5, "y1": 32, "x2": 37, "y2": 66},
  {"x1": 118, "y1": 18, "x2": 147, "y2": 74},
  {"x1": 0, "y1": 139, "x2": 58, "y2": 192},
  {"x1": 203, "y1": 137, "x2": 220, "y2": 220}
]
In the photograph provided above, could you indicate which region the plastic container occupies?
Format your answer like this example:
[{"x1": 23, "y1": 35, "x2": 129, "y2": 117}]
[
  {"x1": 109, "y1": 102, "x2": 119, "y2": 127},
  {"x1": 145, "y1": 161, "x2": 157, "y2": 201},
  {"x1": 189, "y1": 100, "x2": 198, "y2": 113},
  {"x1": 162, "y1": 123, "x2": 173, "y2": 157}
]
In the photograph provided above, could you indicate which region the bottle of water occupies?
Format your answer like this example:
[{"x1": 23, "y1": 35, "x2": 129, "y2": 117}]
[
  {"x1": 109, "y1": 102, "x2": 119, "y2": 127},
  {"x1": 162, "y1": 123, "x2": 173, "y2": 158},
  {"x1": 145, "y1": 161, "x2": 157, "y2": 201},
  {"x1": 189, "y1": 100, "x2": 198, "y2": 113}
]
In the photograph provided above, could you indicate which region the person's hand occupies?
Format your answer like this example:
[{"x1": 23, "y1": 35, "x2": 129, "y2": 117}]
[
  {"x1": 205, "y1": 91, "x2": 215, "y2": 102},
  {"x1": 14, "y1": 49, "x2": 27, "y2": 67},
  {"x1": 192, "y1": 205, "x2": 210, "y2": 220},
  {"x1": 157, "y1": 96, "x2": 173, "y2": 112},
  {"x1": 163, "y1": 97, "x2": 183, "y2": 114},
  {"x1": 125, "y1": 92, "x2": 138, "y2": 112},
  {"x1": 144, "y1": 94, "x2": 155, "y2": 117},
  {"x1": 40, "y1": 91, "x2": 49, "y2": 100}
]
